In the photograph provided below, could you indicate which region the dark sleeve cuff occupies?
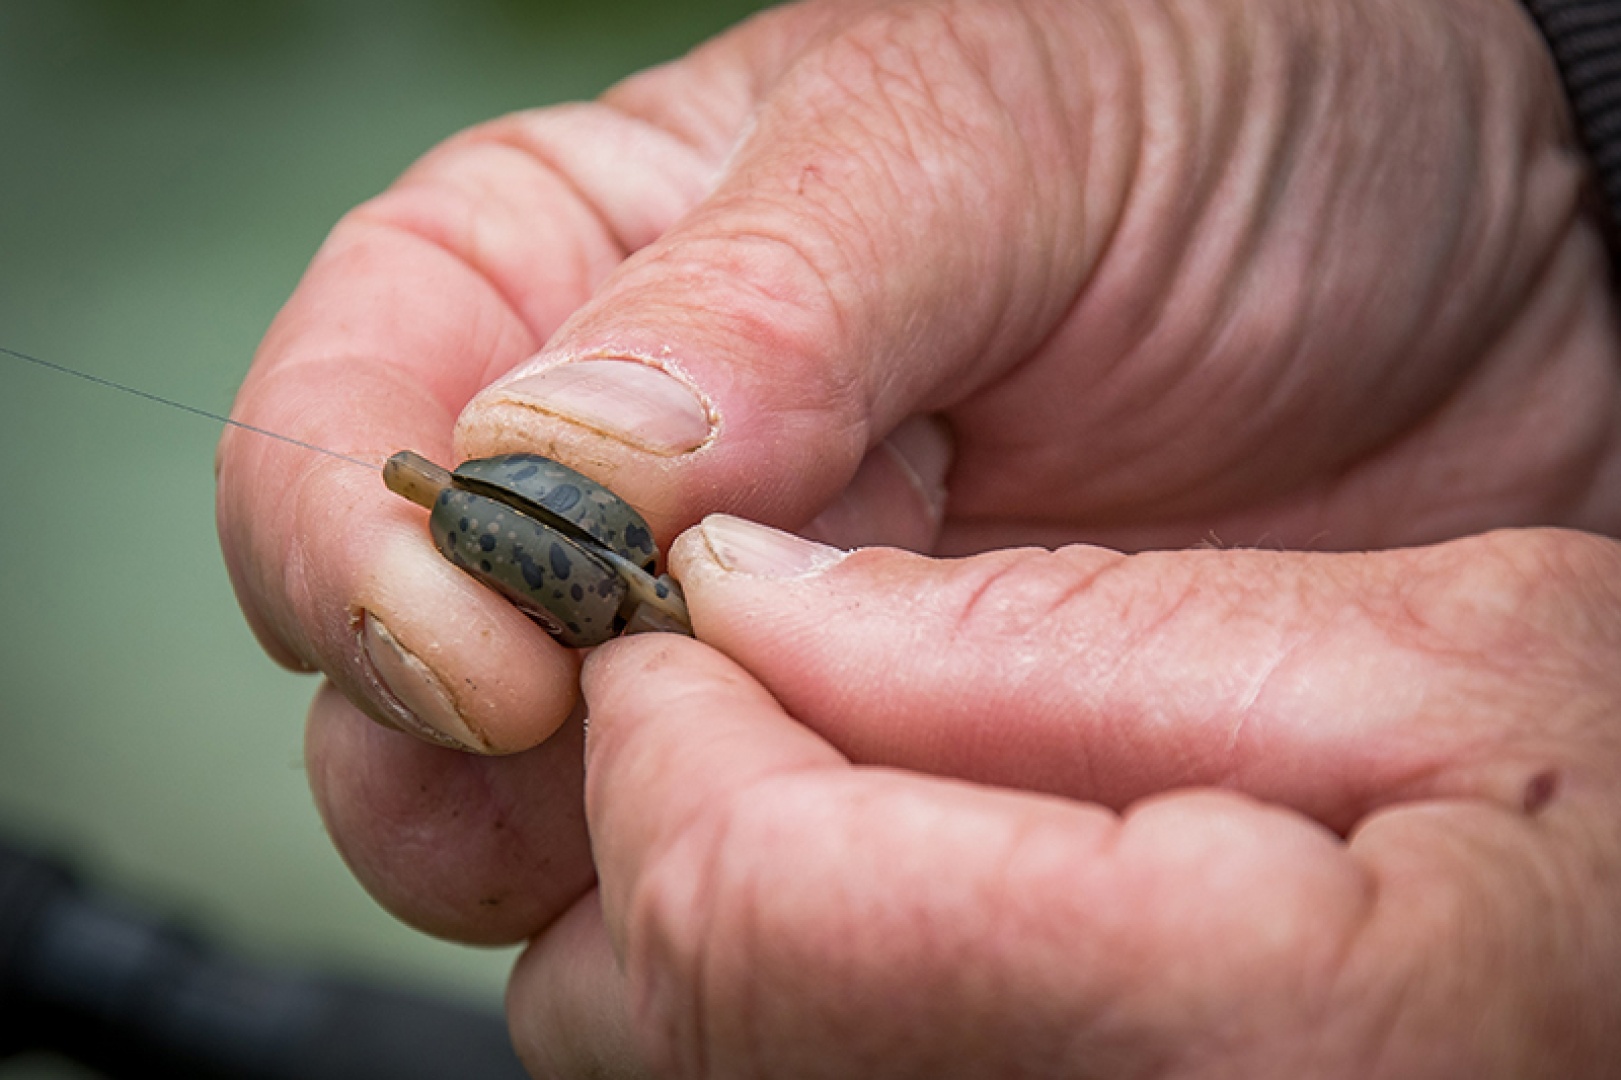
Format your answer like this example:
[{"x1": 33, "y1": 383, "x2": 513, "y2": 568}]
[{"x1": 1521, "y1": 0, "x2": 1621, "y2": 246}]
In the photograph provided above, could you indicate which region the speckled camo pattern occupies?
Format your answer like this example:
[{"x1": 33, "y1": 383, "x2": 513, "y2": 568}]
[
  {"x1": 452, "y1": 455, "x2": 658, "y2": 572},
  {"x1": 429, "y1": 487, "x2": 627, "y2": 648}
]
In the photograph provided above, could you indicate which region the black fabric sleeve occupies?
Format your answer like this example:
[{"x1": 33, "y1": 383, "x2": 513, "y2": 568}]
[{"x1": 1522, "y1": 0, "x2": 1621, "y2": 245}]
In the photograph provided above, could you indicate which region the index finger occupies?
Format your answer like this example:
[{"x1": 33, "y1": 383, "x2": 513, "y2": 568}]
[
  {"x1": 217, "y1": 102, "x2": 720, "y2": 751},
  {"x1": 559, "y1": 633, "x2": 1620, "y2": 1076}
]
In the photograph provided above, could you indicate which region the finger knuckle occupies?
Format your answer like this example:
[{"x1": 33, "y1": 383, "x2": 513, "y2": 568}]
[
  {"x1": 620, "y1": 787, "x2": 765, "y2": 1075},
  {"x1": 945, "y1": 544, "x2": 1131, "y2": 641},
  {"x1": 1395, "y1": 529, "x2": 1621, "y2": 675}
]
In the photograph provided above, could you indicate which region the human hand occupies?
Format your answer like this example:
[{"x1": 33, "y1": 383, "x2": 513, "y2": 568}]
[
  {"x1": 502, "y1": 523, "x2": 1621, "y2": 1077},
  {"x1": 218, "y1": 0, "x2": 1617, "y2": 941},
  {"x1": 220, "y1": 0, "x2": 1619, "y2": 753}
]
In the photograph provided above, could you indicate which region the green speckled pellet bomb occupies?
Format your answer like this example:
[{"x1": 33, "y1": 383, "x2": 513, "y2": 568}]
[{"x1": 384, "y1": 451, "x2": 692, "y2": 647}]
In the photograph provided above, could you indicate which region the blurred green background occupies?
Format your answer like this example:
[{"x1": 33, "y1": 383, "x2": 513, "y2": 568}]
[{"x1": 0, "y1": 1, "x2": 761, "y2": 1074}]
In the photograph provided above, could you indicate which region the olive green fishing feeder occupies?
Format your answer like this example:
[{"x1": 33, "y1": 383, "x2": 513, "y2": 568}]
[{"x1": 384, "y1": 451, "x2": 691, "y2": 647}]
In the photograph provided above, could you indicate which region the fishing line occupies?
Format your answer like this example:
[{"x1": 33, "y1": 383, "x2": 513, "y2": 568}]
[{"x1": 0, "y1": 343, "x2": 380, "y2": 472}]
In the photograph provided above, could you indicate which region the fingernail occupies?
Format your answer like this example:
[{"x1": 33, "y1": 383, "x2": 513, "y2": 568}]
[
  {"x1": 360, "y1": 612, "x2": 487, "y2": 751},
  {"x1": 884, "y1": 416, "x2": 952, "y2": 526},
  {"x1": 499, "y1": 359, "x2": 714, "y2": 455},
  {"x1": 699, "y1": 515, "x2": 847, "y2": 578}
]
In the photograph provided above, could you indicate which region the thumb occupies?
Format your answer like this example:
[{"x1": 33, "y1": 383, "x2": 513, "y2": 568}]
[{"x1": 453, "y1": 3, "x2": 1120, "y2": 541}]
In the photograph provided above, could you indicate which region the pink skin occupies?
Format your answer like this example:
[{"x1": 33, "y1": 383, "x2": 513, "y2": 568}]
[
  {"x1": 521, "y1": 550, "x2": 1621, "y2": 1077},
  {"x1": 215, "y1": 0, "x2": 1621, "y2": 1074}
]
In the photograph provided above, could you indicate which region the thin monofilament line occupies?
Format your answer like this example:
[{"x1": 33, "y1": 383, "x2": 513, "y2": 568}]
[{"x1": 1, "y1": 344, "x2": 381, "y2": 472}]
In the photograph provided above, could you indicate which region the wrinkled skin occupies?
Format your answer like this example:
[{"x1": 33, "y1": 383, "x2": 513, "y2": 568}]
[{"x1": 217, "y1": 0, "x2": 1621, "y2": 1075}]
